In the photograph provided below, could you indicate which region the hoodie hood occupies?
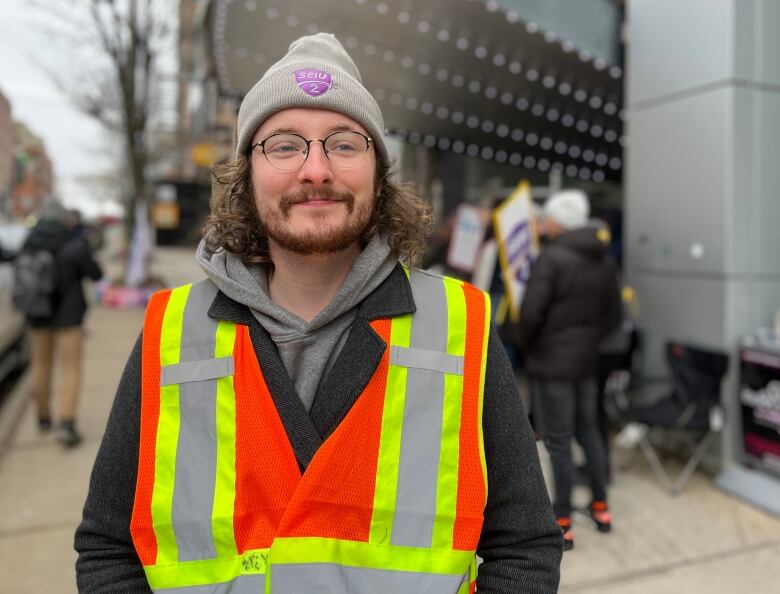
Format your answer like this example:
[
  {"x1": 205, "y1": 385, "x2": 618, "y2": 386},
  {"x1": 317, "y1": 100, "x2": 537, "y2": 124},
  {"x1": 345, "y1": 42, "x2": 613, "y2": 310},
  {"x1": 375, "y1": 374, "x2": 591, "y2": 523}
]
[
  {"x1": 196, "y1": 233, "x2": 395, "y2": 332},
  {"x1": 550, "y1": 225, "x2": 610, "y2": 260},
  {"x1": 196, "y1": 234, "x2": 397, "y2": 411},
  {"x1": 24, "y1": 220, "x2": 72, "y2": 252}
]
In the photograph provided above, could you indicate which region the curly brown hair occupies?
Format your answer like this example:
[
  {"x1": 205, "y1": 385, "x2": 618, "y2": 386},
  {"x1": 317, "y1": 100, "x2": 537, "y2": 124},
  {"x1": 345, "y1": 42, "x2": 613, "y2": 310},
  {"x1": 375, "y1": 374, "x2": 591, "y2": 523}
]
[{"x1": 203, "y1": 155, "x2": 432, "y2": 265}]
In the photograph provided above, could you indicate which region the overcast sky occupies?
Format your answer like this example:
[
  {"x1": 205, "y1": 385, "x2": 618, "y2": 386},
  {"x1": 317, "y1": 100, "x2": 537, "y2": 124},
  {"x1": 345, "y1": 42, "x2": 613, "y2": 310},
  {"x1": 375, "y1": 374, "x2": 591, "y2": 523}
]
[{"x1": 0, "y1": 0, "x2": 115, "y2": 180}]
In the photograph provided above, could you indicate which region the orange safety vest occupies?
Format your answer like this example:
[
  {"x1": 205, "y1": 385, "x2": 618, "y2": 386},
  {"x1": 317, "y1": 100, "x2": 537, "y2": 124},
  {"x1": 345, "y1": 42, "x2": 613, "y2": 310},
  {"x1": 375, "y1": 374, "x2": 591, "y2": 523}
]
[{"x1": 131, "y1": 270, "x2": 490, "y2": 593}]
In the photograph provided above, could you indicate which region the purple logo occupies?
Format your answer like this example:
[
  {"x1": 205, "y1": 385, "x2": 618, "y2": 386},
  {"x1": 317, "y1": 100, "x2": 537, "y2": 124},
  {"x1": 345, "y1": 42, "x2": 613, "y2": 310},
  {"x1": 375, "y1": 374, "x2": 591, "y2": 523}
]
[{"x1": 295, "y1": 69, "x2": 333, "y2": 97}]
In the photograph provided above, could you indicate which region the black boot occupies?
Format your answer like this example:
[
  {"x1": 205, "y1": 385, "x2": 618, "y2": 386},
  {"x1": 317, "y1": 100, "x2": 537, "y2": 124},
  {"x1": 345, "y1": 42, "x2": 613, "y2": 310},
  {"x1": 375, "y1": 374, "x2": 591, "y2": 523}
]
[{"x1": 56, "y1": 419, "x2": 82, "y2": 448}]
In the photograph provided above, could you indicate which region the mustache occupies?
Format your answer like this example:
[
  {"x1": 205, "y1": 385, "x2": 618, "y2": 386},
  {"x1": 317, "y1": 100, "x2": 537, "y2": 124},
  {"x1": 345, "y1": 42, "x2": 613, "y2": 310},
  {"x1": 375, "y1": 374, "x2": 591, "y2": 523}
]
[{"x1": 279, "y1": 188, "x2": 355, "y2": 214}]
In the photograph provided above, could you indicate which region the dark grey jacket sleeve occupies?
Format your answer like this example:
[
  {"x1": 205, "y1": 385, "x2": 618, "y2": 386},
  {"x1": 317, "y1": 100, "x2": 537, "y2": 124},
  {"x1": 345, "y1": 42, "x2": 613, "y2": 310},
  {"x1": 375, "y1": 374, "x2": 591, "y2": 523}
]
[
  {"x1": 76, "y1": 237, "x2": 104, "y2": 281},
  {"x1": 75, "y1": 335, "x2": 151, "y2": 593},
  {"x1": 477, "y1": 326, "x2": 563, "y2": 593}
]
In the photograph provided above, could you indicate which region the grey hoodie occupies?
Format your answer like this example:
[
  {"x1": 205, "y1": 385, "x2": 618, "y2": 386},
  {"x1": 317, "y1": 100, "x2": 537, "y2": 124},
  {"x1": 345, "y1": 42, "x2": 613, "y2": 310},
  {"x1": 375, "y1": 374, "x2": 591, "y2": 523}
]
[{"x1": 196, "y1": 234, "x2": 397, "y2": 411}]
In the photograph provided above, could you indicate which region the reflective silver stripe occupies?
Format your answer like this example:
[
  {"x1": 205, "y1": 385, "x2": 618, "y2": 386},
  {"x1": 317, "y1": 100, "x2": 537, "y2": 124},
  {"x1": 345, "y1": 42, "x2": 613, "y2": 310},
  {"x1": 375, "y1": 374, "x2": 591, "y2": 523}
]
[
  {"x1": 390, "y1": 346, "x2": 463, "y2": 375},
  {"x1": 271, "y1": 563, "x2": 467, "y2": 593},
  {"x1": 179, "y1": 281, "x2": 220, "y2": 361},
  {"x1": 392, "y1": 270, "x2": 449, "y2": 548},
  {"x1": 161, "y1": 356, "x2": 234, "y2": 386},
  {"x1": 172, "y1": 280, "x2": 220, "y2": 561},
  {"x1": 154, "y1": 573, "x2": 264, "y2": 594}
]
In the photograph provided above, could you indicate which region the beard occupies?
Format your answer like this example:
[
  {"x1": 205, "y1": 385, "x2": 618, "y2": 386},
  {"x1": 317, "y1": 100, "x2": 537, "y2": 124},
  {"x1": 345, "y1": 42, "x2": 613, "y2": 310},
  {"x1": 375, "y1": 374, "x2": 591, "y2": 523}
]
[{"x1": 257, "y1": 187, "x2": 375, "y2": 256}]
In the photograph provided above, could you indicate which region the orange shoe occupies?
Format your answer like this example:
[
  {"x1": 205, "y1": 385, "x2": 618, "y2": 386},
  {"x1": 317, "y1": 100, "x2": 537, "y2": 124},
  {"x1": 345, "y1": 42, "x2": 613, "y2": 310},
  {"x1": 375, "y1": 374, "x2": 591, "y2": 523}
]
[
  {"x1": 557, "y1": 517, "x2": 574, "y2": 551},
  {"x1": 590, "y1": 501, "x2": 612, "y2": 533}
]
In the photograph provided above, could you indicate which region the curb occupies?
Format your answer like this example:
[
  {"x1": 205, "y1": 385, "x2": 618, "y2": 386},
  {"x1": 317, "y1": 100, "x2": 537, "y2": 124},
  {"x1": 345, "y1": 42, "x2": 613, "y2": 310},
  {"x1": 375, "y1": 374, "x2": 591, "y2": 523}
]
[{"x1": 0, "y1": 370, "x2": 31, "y2": 461}]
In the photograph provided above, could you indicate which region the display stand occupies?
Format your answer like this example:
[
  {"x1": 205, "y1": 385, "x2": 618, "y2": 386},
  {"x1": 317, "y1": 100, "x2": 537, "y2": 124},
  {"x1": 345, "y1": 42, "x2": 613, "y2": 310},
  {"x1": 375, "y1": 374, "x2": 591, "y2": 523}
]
[
  {"x1": 715, "y1": 465, "x2": 780, "y2": 517},
  {"x1": 715, "y1": 331, "x2": 780, "y2": 517}
]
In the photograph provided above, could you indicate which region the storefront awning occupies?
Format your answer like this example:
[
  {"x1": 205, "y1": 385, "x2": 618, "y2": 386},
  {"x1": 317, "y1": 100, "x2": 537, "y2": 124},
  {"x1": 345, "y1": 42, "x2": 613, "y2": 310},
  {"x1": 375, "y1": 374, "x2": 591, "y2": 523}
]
[{"x1": 210, "y1": 0, "x2": 624, "y2": 182}]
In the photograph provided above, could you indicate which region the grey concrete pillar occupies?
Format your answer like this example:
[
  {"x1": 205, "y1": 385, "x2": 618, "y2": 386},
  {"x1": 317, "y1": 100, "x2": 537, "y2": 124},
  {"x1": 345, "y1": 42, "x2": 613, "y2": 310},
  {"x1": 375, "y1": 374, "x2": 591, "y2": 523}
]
[{"x1": 625, "y1": 0, "x2": 780, "y2": 465}]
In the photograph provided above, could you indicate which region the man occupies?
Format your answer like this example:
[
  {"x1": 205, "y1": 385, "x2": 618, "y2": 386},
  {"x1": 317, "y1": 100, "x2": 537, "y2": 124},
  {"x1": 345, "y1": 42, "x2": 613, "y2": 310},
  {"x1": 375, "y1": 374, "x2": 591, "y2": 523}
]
[
  {"x1": 76, "y1": 34, "x2": 561, "y2": 592},
  {"x1": 518, "y1": 189, "x2": 621, "y2": 552},
  {"x1": 15, "y1": 200, "x2": 103, "y2": 447}
]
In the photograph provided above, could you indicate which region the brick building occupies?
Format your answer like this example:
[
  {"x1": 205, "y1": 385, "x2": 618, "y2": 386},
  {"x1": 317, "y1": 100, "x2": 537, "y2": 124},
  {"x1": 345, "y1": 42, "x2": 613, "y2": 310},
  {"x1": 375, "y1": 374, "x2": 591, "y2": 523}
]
[
  {"x1": 0, "y1": 90, "x2": 13, "y2": 214},
  {"x1": 11, "y1": 122, "x2": 53, "y2": 218}
]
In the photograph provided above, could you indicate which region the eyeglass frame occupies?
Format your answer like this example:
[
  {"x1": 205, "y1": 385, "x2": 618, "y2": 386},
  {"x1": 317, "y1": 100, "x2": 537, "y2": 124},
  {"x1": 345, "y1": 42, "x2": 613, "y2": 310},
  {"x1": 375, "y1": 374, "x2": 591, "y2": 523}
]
[{"x1": 249, "y1": 130, "x2": 374, "y2": 171}]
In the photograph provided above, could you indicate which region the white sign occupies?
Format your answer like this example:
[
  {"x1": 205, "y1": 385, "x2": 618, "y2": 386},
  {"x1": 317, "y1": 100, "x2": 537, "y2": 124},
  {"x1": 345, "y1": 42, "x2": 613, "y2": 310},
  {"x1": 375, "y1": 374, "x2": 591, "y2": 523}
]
[
  {"x1": 493, "y1": 181, "x2": 539, "y2": 321},
  {"x1": 446, "y1": 204, "x2": 489, "y2": 273},
  {"x1": 126, "y1": 202, "x2": 152, "y2": 288}
]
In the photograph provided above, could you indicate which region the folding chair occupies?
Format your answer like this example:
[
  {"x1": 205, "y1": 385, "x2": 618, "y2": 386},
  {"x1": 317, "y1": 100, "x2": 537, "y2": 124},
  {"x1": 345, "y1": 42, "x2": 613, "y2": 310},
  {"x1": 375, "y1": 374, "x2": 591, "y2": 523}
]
[{"x1": 607, "y1": 342, "x2": 729, "y2": 494}]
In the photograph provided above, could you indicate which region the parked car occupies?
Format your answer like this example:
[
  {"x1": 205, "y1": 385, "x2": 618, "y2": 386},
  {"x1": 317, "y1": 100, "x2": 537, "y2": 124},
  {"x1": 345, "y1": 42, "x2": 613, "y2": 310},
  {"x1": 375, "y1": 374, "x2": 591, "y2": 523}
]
[{"x1": 0, "y1": 221, "x2": 29, "y2": 382}]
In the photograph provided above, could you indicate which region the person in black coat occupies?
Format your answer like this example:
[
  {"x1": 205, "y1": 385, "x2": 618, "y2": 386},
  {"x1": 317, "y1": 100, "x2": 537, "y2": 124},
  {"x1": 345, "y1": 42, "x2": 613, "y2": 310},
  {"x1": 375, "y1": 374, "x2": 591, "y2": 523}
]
[
  {"x1": 21, "y1": 201, "x2": 103, "y2": 447},
  {"x1": 518, "y1": 189, "x2": 621, "y2": 551}
]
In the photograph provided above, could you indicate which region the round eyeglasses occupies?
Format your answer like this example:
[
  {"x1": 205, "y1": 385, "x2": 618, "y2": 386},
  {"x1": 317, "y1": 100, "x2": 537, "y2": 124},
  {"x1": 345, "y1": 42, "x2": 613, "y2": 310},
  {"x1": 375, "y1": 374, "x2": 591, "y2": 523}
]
[{"x1": 251, "y1": 131, "x2": 374, "y2": 172}]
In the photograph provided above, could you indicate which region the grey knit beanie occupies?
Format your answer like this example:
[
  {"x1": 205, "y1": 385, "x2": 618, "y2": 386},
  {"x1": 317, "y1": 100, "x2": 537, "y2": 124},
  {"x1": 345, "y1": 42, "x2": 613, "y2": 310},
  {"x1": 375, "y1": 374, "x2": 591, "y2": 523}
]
[{"x1": 235, "y1": 33, "x2": 388, "y2": 167}]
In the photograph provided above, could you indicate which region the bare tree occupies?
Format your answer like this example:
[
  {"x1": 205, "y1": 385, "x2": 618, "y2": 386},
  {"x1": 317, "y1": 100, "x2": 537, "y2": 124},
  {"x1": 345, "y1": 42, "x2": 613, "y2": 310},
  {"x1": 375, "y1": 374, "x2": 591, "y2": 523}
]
[{"x1": 32, "y1": 0, "x2": 177, "y2": 280}]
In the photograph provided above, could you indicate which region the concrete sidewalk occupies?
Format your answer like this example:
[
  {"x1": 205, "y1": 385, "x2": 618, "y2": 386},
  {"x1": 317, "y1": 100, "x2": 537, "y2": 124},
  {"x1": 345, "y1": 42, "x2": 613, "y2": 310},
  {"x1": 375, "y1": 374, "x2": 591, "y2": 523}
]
[
  {"x1": 548, "y1": 449, "x2": 780, "y2": 592},
  {"x1": 0, "y1": 247, "x2": 203, "y2": 593},
  {"x1": 1, "y1": 247, "x2": 779, "y2": 593}
]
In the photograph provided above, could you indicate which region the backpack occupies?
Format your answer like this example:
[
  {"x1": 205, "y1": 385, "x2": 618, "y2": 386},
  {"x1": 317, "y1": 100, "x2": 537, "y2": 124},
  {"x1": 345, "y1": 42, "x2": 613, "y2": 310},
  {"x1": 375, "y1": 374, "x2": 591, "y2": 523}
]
[{"x1": 12, "y1": 248, "x2": 61, "y2": 318}]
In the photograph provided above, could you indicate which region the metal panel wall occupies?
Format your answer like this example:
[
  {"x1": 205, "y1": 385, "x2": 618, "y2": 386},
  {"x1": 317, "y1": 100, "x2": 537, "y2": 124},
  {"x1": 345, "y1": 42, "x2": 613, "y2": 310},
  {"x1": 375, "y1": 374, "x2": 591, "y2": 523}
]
[
  {"x1": 757, "y1": 89, "x2": 780, "y2": 275},
  {"x1": 630, "y1": 274, "x2": 727, "y2": 377},
  {"x1": 728, "y1": 87, "x2": 755, "y2": 276},
  {"x1": 759, "y1": 1, "x2": 780, "y2": 85},
  {"x1": 626, "y1": 0, "x2": 780, "y2": 387},
  {"x1": 628, "y1": 0, "x2": 735, "y2": 106},
  {"x1": 757, "y1": 282, "x2": 780, "y2": 328},
  {"x1": 627, "y1": 89, "x2": 729, "y2": 276}
]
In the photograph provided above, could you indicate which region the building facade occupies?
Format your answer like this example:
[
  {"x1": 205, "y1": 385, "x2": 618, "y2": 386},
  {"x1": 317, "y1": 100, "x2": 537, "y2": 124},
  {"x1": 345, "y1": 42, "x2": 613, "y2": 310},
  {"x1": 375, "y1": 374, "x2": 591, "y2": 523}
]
[
  {"x1": 11, "y1": 122, "x2": 53, "y2": 218},
  {"x1": 0, "y1": 90, "x2": 14, "y2": 214},
  {"x1": 210, "y1": 0, "x2": 624, "y2": 205}
]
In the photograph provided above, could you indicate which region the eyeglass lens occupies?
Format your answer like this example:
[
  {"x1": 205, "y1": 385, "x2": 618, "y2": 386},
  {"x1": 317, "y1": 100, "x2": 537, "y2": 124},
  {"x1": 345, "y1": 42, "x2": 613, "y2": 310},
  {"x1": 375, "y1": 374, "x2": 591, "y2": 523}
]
[{"x1": 261, "y1": 132, "x2": 369, "y2": 171}]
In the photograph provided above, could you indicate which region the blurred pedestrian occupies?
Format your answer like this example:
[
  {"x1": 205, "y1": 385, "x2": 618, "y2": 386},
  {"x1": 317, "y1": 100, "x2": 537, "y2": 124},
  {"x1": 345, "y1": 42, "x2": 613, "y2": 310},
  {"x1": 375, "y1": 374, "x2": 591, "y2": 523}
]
[
  {"x1": 14, "y1": 201, "x2": 103, "y2": 447},
  {"x1": 67, "y1": 208, "x2": 87, "y2": 238},
  {"x1": 518, "y1": 189, "x2": 621, "y2": 551},
  {"x1": 75, "y1": 33, "x2": 561, "y2": 593}
]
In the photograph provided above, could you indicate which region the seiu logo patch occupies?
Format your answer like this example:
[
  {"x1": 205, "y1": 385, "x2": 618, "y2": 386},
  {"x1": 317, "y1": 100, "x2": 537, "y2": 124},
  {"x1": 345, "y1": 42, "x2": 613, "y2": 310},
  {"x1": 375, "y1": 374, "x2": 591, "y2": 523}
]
[{"x1": 295, "y1": 69, "x2": 333, "y2": 97}]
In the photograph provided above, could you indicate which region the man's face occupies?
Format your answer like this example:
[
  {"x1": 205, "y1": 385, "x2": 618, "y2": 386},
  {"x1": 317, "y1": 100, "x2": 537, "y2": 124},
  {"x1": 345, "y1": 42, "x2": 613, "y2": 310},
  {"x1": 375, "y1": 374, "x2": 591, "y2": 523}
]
[{"x1": 249, "y1": 108, "x2": 377, "y2": 257}]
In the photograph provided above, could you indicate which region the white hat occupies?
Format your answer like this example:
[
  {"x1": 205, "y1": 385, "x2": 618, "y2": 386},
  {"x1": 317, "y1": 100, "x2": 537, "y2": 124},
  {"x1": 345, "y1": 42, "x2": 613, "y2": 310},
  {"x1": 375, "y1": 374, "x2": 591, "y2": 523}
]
[{"x1": 543, "y1": 189, "x2": 590, "y2": 230}]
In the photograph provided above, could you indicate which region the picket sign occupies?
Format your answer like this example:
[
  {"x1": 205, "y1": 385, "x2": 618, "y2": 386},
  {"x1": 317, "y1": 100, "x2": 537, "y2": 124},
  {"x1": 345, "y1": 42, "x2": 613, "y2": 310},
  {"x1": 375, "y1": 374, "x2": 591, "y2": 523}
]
[
  {"x1": 492, "y1": 180, "x2": 540, "y2": 322},
  {"x1": 446, "y1": 203, "x2": 490, "y2": 274}
]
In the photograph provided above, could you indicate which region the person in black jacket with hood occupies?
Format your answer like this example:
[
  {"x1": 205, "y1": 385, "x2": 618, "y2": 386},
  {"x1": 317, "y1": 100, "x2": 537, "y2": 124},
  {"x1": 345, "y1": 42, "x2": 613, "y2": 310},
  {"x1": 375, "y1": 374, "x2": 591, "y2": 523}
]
[
  {"x1": 518, "y1": 189, "x2": 621, "y2": 551},
  {"x1": 20, "y1": 201, "x2": 103, "y2": 447}
]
